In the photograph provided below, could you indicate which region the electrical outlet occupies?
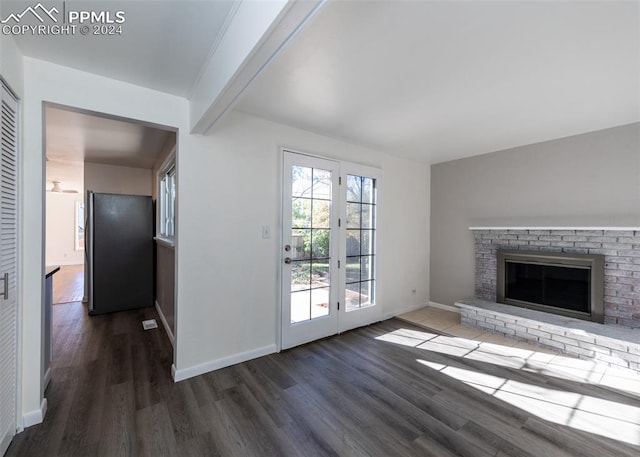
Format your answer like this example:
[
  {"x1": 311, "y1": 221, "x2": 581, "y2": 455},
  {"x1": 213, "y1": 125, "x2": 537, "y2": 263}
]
[{"x1": 261, "y1": 225, "x2": 271, "y2": 239}]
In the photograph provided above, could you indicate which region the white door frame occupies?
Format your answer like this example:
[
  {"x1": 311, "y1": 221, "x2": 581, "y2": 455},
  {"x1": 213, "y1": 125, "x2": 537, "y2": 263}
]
[{"x1": 280, "y1": 149, "x2": 382, "y2": 350}]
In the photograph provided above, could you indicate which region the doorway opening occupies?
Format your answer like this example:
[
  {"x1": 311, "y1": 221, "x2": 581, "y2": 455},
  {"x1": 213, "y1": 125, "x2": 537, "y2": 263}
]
[{"x1": 43, "y1": 103, "x2": 178, "y2": 389}]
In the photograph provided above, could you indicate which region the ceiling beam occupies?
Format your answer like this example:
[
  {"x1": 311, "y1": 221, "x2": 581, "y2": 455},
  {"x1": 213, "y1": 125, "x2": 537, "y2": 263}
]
[{"x1": 189, "y1": 0, "x2": 326, "y2": 135}]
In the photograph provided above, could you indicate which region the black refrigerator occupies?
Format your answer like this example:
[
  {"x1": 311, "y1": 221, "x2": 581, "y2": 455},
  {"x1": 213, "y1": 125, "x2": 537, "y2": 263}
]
[{"x1": 87, "y1": 191, "x2": 154, "y2": 315}]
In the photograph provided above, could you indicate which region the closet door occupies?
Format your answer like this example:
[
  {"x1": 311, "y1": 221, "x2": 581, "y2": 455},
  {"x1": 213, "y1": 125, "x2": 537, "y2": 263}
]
[{"x1": 0, "y1": 83, "x2": 19, "y2": 456}]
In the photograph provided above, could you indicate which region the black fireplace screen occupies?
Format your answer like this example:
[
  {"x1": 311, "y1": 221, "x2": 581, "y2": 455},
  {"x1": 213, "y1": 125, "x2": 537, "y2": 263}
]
[
  {"x1": 505, "y1": 261, "x2": 590, "y2": 313},
  {"x1": 497, "y1": 249, "x2": 604, "y2": 323}
]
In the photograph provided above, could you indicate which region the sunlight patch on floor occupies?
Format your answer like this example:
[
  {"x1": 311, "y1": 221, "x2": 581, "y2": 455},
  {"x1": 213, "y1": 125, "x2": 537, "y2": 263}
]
[
  {"x1": 375, "y1": 328, "x2": 628, "y2": 387},
  {"x1": 417, "y1": 359, "x2": 640, "y2": 446}
]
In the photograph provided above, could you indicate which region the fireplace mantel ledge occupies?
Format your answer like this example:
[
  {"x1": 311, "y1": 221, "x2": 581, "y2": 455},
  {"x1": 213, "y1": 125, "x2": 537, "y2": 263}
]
[{"x1": 469, "y1": 226, "x2": 640, "y2": 231}]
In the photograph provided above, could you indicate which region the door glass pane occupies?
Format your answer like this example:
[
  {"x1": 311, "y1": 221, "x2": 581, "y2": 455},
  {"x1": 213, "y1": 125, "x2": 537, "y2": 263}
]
[
  {"x1": 346, "y1": 279, "x2": 374, "y2": 311},
  {"x1": 361, "y1": 230, "x2": 373, "y2": 255},
  {"x1": 362, "y1": 177, "x2": 373, "y2": 204},
  {"x1": 361, "y1": 204, "x2": 373, "y2": 229},
  {"x1": 345, "y1": 282, "x2": 360, "y2": 312},
  {"x1": 311, "y1": 287, "x2": 330, "y2": 318},
  {"x1": 311, "y1": 262, "x2": 330, "y2": 288},
  {"x1": 346, "y1": 256, "x2": 360, "y2": 283},
  {"x1": 291, "y1": 229, "x2": 310, "y2": 259},
  {"x1": 291, "y1": 290, "x2": 311, "y2": 323},
  {"x1": 289, "y1": 165, "x2": 333, "y2": 324},
  {"x1": 345, "y1": 174, "x2": 376, "y2": 312},
  {"x1": 347, "y1": 175, "x2": 361, "y2": 202},
  {"x1": 312, "y1": 200, "x2": 331, "y2": 228},
  {"x1": 346, "y1": 203, "x2": 361, "y2": 229},
  {"x1": 346, "y1": 230, "x2": 360, "y2": 256},
  {"x1": 292, "y1": 166, "x2": 312, "y2": 197},
  {"x1": 361, "y1": 256, "x2": 373, "y2": 281},
  {"x1": 312, "y1": 169, "x2": 332, "y2": 200},
  {"x1": 292, "y1": 198, "x2": 311, "y2": 228},
  {"x1": 291, "y1": 261, "x2": 310, "y2": 291},
  {"x1": 311, "y1": 229, "x2": 330, "y2": 259},
  {"x1": 361, "y1": 280, "x2": 374, "y2": 307}
]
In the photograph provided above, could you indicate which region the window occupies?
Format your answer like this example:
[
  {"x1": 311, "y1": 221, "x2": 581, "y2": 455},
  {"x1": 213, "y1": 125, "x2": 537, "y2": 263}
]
[
  {"x1": 345, "y1": 174, "x2": 376, "y2": 311},
  {"x1": 158, "y1": 162, "x2": 176, "y2": 239}
]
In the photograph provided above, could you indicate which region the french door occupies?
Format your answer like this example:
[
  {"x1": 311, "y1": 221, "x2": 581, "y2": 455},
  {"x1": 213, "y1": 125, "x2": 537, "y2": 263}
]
[
  {"x1": 0, "y1": 83, "x2": 19, "y2": 456},
  {"x1": 281, "y1": 151, "x2": 380, "y2": 350}
]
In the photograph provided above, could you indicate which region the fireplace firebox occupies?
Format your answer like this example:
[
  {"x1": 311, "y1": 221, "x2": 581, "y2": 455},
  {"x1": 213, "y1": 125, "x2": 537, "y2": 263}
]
[{"x1": 497, "y1": 250, "x2": 604, "y2": 323}]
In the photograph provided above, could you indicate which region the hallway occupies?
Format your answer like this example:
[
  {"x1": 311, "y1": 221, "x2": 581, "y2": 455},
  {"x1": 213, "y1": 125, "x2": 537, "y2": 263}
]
[
  {"x1": 6, "y1": 302, "x2": 172, "y2": 456},
  {"x1": 52, "y1": 264, "x2": 84, "y2": 304}
]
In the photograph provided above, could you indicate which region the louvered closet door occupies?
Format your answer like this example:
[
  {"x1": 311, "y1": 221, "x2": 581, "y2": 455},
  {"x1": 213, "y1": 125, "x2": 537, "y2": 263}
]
[{"x1": 0, "y1": 84, "x2": 18, "y2": 456}]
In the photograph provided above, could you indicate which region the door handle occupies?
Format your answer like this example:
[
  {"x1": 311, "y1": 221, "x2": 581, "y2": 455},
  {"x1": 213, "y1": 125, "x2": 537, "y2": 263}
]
[
  {"x1": 284, "y1": 257, "x2": 292, "y2": 264},
  {"x1": 1, "y1": 273, "x2": 8, "y2": 300}
]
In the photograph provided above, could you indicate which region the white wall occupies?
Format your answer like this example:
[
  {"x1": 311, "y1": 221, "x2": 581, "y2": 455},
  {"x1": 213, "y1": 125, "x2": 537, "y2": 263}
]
[
  {"x1": 84, "y1": 162, "x2": 152, "y2": 196},
  {"x1": 152, "y1": 135, "x2": 176, "y2": 201},
  {"x1": 430, "y1": 123, "x2": 640, "y2": 307},
  {"x1": 174, "y1": 110, "x2": 430, "y2": 379},
  {"x1": 20, "y1": 57, "x2": 431, "y2": 424},
  {"x1": 0, "y1": 33, "x2": 24, "y2": 97},
  {"x1": 45, "y1": 193, "x2": 84, "y2": 266}
]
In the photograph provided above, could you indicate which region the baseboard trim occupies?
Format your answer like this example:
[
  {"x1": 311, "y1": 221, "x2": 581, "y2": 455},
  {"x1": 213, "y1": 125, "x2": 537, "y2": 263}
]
[
  {"x1": 382, "y1": 302, "x2": 430, "y2": 321},
  {"x1": 154, "y1": 300, "x2": 174, "y2": 347},
  {"x1": 172, "y1": 344, "x2": 278, "y2": 382},
  {"x1": 428, "y1": 301, "x2": 460, "y2": 313},
  {"x1": 43, "y1": 367, "x2": 52, "y2": 391},
  {"x1": 23, "y1": 397, "x2": 47, "y2": 428}
]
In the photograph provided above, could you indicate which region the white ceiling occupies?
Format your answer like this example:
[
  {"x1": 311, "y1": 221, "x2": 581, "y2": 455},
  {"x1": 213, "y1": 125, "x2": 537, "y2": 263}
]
[
  {"x1": 46, "y1": 106, "x2": 174, "y2": 191},
  {"x1": 46, "y1": 106, "x2": 173, "y2": 167},
  {"x1": 236, "y1": 1, "x2": 640, "y2": 163},
  {"x1": 45, "y1": 160, "x2": 84, "y2": 193},
  {"x1": 6, "y1": 1, "x2": 639, "y2": 164},
  {"x1": 6, "y1": 0, "x2": 236, "y2": 96}
]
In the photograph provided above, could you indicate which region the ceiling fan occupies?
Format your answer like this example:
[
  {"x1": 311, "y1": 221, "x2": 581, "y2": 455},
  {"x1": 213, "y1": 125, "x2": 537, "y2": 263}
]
[{"x1": 48, "y1": 181, "x2": 79, "y2": 194}]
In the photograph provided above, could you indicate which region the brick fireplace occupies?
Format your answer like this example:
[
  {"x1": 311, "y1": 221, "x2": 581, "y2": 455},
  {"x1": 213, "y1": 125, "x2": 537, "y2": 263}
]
[{"x1": 472, "y1": 228, "x2": 640, "y2": 328}]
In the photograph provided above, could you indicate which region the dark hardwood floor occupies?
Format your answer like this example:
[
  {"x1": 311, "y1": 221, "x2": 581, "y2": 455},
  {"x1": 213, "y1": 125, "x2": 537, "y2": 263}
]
[{"x1": 7, "y1": 302, "x2": 640, "y2": 457}]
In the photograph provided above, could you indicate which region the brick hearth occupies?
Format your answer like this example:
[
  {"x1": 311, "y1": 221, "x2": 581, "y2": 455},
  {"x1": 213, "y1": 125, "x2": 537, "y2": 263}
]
[{"x1": 456, "y1": 298, "x2": 640, "y2": 372}]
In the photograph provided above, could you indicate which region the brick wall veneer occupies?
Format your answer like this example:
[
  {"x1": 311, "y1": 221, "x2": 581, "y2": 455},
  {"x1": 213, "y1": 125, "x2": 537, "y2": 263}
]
[{"x1": 473, "y1": 229, "x2": 640, "y2": 328}]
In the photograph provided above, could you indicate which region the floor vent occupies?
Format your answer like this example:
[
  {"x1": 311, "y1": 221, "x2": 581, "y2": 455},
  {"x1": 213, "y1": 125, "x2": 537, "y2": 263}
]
[{"x1": 142, "y1": 319, "x2": 158, "y2": 330}]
